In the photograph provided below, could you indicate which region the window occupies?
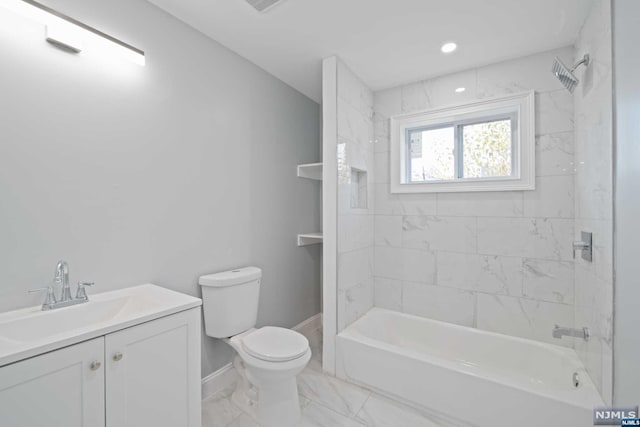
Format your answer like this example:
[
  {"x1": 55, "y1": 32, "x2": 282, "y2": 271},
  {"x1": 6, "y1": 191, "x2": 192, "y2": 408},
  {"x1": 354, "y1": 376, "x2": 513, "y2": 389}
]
[{"x1": 390, "y1": 91, "x2": 535, "y2": 193}]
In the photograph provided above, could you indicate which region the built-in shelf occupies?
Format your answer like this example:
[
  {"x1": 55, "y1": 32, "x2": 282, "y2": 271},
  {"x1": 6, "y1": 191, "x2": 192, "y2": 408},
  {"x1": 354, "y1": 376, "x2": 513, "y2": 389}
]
[
  {"x1": 297, "y1": 163, "x2": 323, "y2": 181},
  {"x1": 297, "y1": 232, "x2": 323, "y2": 247},
  {"x1": 297, "y1": 163, "x2": 322, "y2": 247}
]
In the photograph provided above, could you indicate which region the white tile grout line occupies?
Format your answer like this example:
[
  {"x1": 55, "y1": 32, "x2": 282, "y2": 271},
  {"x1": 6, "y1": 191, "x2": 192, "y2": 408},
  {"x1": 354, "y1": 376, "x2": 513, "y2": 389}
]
[
  {"x1": 352, "y1": 390, "x2": 372, "y2": 422},
  {"x1": 353, "y1": 392, "x2": 373, "y2": 423},
  {"x1": 303, "y1": 372, "x2": 374, "y2": 422},
  {"x1": 306, "y1": 395, "x2": 370, "y2": 427}
]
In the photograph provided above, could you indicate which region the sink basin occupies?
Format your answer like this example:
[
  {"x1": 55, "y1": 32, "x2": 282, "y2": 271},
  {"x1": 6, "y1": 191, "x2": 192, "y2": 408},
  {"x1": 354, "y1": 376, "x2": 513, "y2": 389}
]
[
  {"x1": 0, "y1": 297, "x2": 131, "y2": 342},
  {"x1": 0, "y1": 284, "x2": 201, "y2": 366}
]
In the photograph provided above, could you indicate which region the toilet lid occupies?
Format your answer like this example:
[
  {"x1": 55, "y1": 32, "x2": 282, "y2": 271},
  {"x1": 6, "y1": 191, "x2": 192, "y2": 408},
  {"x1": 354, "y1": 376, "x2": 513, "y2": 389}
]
[{"x1": 242, "y1": 327, "x2": 309, "y2": 362}]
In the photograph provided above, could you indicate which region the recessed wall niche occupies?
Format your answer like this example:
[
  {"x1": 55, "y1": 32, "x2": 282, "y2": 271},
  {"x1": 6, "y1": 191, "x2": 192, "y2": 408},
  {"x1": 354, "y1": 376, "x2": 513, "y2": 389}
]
[{"x1": 350, "y1": 167, "x2": 367, "y2": 209}]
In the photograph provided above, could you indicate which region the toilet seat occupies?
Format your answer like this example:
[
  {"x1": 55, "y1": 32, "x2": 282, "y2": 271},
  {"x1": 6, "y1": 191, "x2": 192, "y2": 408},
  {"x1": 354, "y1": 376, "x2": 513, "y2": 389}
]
[{"x1": 241, "y1": 327, "x2": 309, "y2": 362}]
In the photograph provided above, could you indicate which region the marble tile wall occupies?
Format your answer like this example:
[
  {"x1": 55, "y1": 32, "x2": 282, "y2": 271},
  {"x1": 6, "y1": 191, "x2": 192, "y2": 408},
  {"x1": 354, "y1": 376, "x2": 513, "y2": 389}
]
[
  {"x1": 372, "y1": 47, "x2": 578, "y2": 348},
  {"x1": 572, "y1": 0, "x2": 613, "y2": 403},
  {"x1": 336, "y1": 60, "x2": 376, "y2": 332}
]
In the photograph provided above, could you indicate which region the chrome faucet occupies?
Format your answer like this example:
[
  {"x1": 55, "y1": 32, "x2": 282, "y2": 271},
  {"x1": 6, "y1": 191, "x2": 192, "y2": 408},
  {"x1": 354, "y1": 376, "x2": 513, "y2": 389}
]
[
  {"x1": 573, "y1": 231, "x2": 593, "y2": 262},
  {"x1": 29, "y1": 261, "x2": 94, "y2": 311},
  {"x1": 55, "y1": 260, "x2": 71, "y2": 302},
  {"x1": 553, "y1": 325, "x2": 590, "y2": 341}
]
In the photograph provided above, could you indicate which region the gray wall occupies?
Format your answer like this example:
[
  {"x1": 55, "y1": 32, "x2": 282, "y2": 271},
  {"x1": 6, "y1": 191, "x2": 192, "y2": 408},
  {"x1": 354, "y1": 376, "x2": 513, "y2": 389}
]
[
  {"x1": 0, "y1": 0, "x2": 321, "y2": 376},
  {"x1": 613, "y1": 0, "x2": 640, "y2": 406}
]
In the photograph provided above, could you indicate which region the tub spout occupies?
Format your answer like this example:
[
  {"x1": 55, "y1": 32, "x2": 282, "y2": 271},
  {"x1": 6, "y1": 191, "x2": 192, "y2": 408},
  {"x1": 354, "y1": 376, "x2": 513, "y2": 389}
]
[{"x1": 552, "y1": 325, "x2": 590, "y2": 341}]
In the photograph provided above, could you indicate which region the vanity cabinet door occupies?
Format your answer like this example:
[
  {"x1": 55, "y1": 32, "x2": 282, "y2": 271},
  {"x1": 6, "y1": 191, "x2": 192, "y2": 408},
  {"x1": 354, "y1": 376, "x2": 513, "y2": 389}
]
[
  {"x1": 105, "y1": 308, "x2": 201, "y2": 427},
  {"x1": 0, "y1": 337, "x2": 105, "y2": 427}
]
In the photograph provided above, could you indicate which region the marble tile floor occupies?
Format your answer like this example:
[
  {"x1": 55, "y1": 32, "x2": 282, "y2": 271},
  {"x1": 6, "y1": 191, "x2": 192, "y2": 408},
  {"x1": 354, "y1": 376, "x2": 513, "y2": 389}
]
[{"x1": 202, "y1": 343, "x2": 447, "y2": 427}]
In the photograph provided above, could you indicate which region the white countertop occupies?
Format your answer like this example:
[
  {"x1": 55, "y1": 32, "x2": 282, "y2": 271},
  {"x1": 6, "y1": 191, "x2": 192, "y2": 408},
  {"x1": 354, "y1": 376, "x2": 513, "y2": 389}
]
[{"x1": 0, "y1": 284, "x2": 201, "y2": 367}]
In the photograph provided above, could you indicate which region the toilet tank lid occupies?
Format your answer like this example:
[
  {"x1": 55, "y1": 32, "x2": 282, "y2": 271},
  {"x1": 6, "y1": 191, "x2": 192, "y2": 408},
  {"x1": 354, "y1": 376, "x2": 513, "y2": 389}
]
[{"x1": 199, "y1": 267, "x2": 262, "y2": 287}]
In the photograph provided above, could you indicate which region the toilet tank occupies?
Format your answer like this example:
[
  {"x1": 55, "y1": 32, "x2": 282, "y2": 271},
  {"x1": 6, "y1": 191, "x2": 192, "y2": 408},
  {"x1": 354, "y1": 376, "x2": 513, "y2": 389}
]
[{"x1": 199, "y1": 266, "x2": 262, "y2": 338}]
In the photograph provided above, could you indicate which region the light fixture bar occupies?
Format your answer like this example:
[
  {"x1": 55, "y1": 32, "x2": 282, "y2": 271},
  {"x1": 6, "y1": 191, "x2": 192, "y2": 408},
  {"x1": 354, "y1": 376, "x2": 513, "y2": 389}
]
[
  {"x1": 15, "y1": 0, "x2": 145, "y2": 64},
  {"x1": 0, "y1": 0, "x2": 146, "y2": 66},
  {"x1": 45, "y1": 24, "x2": 83, "y2": 53}
]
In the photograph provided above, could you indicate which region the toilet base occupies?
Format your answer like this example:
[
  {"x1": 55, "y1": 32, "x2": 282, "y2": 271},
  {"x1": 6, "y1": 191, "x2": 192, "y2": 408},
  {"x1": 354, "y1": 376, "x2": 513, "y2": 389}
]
[
  {"x1": 231, "y1": 387, "x2": 258, "y2": 418},
  {"x1": 231, "y1": 356, "x2": 303, "y2": 427}
]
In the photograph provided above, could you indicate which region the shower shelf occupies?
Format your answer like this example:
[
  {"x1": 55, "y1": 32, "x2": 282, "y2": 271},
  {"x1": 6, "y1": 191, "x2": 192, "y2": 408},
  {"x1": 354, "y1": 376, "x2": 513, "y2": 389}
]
[
  {"x1": 297, "y1": 232, "x2": 323, "y2": 246},
  {"x1": 297, "y1": 163, "x2": 323, "y2": 181}
]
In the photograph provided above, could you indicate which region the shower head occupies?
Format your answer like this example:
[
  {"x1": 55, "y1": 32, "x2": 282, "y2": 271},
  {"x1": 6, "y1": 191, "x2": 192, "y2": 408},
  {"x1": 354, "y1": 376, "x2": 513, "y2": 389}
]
[{"x1": 552, "y1": 54, "x2": 590, "y2": 93}]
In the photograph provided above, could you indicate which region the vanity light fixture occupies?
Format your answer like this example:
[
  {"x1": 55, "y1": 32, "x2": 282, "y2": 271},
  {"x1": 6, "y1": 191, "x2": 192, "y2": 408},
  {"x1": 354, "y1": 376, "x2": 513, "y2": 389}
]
[
  {"x1": 45, "y1": 24, "x2": 83, "y2": 53},
  {"x1": 441, "y1": 42, "x2": 457, "y2": 54},
  {"x1": 455, "y1": 87, "x2": 466, "y2": 93},
  {"x1": 1, "y1": 0, "x2": 145, "y2": 65}
]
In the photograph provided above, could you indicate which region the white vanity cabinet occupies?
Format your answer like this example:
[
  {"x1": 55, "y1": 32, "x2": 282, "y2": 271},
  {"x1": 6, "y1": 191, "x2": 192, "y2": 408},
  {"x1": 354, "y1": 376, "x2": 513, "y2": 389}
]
[
  {"x1": 0, "y1": 337, "x2": 106, "y2": 427},
  {"x1": 0, "y1": 305, "x2": 201, "y2": 427},
  {"x1": 105, "y1": 308, "x2": 201, "y2": 427}
]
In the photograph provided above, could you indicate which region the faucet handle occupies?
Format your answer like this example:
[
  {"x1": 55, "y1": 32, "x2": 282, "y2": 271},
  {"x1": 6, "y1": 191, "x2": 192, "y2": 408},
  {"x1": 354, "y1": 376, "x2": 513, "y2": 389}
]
[
  {"x1": 75, "y1": 281, "x2": 94, "y2": 300},
  {"x1": 29, "y1": 285, "x2": 57, "y2": 307}
]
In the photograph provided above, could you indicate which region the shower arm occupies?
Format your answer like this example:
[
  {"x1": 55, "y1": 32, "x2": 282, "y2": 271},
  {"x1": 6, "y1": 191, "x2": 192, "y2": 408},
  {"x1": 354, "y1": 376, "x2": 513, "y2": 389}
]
[{"x1": 571, "y1": 54, "x2": 590, "y2": 72}]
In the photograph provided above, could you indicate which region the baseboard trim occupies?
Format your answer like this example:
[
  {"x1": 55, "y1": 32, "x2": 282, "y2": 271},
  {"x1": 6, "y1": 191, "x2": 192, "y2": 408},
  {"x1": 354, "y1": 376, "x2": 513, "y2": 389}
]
[
  {"x1": 293, "y1": 312, "x2": 322, "y2": 338},
  {"x1": 201, "y1": 362, "x2": 236, "y2": 400},
  {"x1": 201, "y1": 312, "x2": 322, "y2": 399}
]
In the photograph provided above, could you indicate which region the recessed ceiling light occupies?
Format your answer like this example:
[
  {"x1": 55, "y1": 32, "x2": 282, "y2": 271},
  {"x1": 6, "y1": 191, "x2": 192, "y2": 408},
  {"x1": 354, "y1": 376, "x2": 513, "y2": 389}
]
[
  {"x1": 245, "y1": 0, "x2": 285, "y2": 12},
  {"x1": 441, "y1": 42, "x2": 457, "y2": 54},
  {"x1": 455, "y1": 87, "x2": 466, "y2": 93}
]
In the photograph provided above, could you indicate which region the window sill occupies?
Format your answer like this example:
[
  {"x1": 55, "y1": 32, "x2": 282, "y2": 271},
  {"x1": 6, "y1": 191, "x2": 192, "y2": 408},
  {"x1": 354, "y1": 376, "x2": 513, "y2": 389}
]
[{"x1": 390, "y1": 177, "x2": 535, "y2": 194}]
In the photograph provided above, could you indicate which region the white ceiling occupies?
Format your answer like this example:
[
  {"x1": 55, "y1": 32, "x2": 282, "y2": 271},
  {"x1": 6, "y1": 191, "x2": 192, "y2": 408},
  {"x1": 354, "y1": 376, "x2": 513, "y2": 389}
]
[{"x1": 147, "y1": 0, "x2": 593, "y2": 102}]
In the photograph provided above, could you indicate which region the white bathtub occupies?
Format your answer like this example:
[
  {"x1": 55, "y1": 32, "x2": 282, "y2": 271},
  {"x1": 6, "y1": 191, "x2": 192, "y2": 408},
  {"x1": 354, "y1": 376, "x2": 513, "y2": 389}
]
[{"x1": 336, "y1": 308, "x2": 603, "y2": 427}]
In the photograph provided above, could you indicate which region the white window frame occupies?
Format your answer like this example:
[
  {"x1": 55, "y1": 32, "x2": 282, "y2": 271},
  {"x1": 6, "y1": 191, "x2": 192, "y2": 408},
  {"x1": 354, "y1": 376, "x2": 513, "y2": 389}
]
[{"x1": 390, "y1": 90, "x2": 535, "y2": 193}]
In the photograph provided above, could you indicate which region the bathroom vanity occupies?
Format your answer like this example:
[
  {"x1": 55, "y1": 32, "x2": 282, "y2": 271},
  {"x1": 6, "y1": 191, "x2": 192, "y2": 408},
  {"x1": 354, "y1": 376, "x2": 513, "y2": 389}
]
[{"x1": 0, "y1": 284, "x2": 202, "y2": 427}]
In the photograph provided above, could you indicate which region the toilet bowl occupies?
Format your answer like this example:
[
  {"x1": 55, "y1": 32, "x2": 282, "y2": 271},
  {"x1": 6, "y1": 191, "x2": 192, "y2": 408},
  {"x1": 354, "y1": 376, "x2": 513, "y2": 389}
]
[
  {"x1": 227, "y1": 327, "x2": 311, "y2": 426},
  {"x1": 199, "y1": 267, "x2": 311, "y2": 427}
]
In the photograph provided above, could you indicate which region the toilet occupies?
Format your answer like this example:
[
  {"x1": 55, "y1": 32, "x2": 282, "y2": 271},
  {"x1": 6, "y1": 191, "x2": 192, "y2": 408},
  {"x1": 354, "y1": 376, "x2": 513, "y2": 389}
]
[{"x1": 199, "y1": 267, "x2": 311, "y2": 427}]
